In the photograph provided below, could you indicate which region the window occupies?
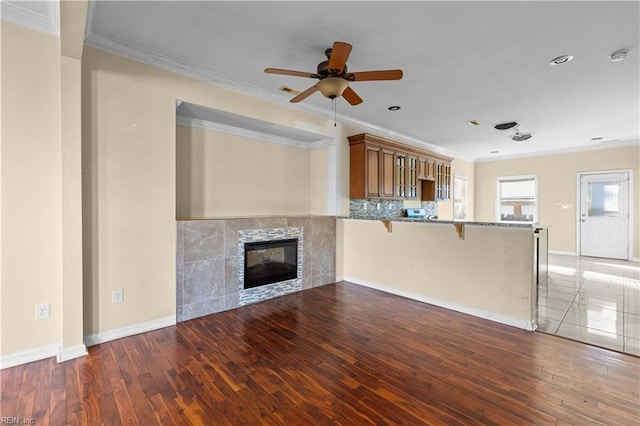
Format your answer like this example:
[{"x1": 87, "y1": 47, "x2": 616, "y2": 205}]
[
  {"x1": 496, "y1": 175, "x2": 538, "y2": 223},
  {"x1": 453, "y1": 175, "x2": 468, "y2": 220}
]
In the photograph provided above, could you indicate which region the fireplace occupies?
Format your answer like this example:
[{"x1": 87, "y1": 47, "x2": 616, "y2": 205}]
[
  {"x1": 237, "y1": 226, "x2": 303, "y2": 306},
  {"x1": 244, "y1": 238, "x2": 298, "y2": 289}
]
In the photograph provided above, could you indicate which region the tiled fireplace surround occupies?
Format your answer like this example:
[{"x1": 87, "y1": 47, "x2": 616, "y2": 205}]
[{"x1": 176, "y1": 216, "x2": 337, "y2": 322}]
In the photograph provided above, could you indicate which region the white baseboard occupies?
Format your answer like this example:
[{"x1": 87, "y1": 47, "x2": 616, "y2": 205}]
[
  {"x1": 548, "y1": 250, "x2": 578, "y2": 256},
  {"x1": 57, "y1": 344, "x2": 88, "y2": 363},
  {"x1": 335, "y1": 275, "x2": 344, "y2": 282},
  {"x1": 631, "y1": 257, "x2": 640, "y2": 263},
  {"x1": 344, "y1": 278, "x2": 535, "y2": 332},
  {"x1": 84, "y1": 315, "x2": 176, "y2": 347},
  {"x1": 0, "y1": 343, "x2": 59, "y2": 370}
]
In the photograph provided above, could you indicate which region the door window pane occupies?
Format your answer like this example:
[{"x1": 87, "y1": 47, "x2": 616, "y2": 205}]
[{"x1": 588, "y1": 182, "x2": 619, "y2": 217}]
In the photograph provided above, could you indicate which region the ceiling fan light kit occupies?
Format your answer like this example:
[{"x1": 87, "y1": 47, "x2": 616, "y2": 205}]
[
  {"x1": 316, "y1": 77, "x2": 349, "y2": 99},
  {"x1": 265, "y1": 41, "x2": 403, "y2": 106}
]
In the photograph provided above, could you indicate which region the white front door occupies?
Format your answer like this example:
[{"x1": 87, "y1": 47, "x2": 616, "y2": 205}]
[{"x1": 579, "y1": 172, "x2": 630, "y2": 259}]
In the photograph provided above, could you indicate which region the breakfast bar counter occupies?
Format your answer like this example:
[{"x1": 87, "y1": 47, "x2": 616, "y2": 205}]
[{"x1": 338, "y1": 218, "x2": 547, "y2": 331}]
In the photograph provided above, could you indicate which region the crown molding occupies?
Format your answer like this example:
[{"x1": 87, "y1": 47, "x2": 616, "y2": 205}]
[
  {"x1": 475, "y1": 139, "x2": 640, "y2": 163},
  {"x1": 1, "y1": 0, "x2": 58, "y2": 35},
  {"x1": 177, "y1": 117, "x2": 334, "y2": 150},
  {"x1": 83, "y1": 32, "x2": 466, "y2": 159}
]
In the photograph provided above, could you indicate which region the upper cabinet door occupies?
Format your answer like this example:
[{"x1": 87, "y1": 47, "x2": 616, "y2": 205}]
[
  {"x1": 381, "y1": 149, "x2": 396, "y2": 198},
  {"x1": 365, "y1": 145, "x2": 382, "y2": 198}
]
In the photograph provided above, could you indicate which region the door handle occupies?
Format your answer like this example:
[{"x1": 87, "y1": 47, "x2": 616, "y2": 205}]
[{"x1": 581, "y1": 219, "x2": 586, "y2": 222}]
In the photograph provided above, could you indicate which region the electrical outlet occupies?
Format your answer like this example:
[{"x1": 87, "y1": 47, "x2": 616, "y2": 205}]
[
  {"x1": 112, "y1": 288, "x2": 124, "y2": 304},
  {"x1": 409, "y1": 264, "x2": 415, "y2": 273},
  {"x1": 35, "y1": 303, "x2": 50, "y2": 320}
]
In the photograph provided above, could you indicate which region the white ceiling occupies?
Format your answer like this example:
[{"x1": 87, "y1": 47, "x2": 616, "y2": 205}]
[{"x1": 35, "y1": 1, "x2": 640, "y2": 160}]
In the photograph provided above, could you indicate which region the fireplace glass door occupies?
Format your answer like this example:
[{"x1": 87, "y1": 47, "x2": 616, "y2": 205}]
[{"x1": 244, "y1": 239, "x2": 298, "y2": 289}]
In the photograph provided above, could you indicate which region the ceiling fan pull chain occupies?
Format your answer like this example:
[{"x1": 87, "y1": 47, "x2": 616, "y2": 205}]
[{"x1": 333, "y1": 98, "x2": 337, "y2": 127}]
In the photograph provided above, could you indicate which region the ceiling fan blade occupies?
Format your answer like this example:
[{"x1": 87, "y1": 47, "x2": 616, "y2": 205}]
[
  {"x1": 289, "y1": 85, "x2": 318, "y2": 103},
  {"x1": 342, "y1": 86, "x2": 363, "y2": 106},
  {"x1": 346, "y1": 70, "x2": 404, "y2": 81},
  {"x1": 264, "y1": 68, "x2": 318, "y2": 78},
  {"x1": 327, "y1": 41, "x2": 352, "y2": 74}
]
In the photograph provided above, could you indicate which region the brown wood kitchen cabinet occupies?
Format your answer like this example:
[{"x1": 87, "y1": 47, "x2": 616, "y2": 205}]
[
  {"x1": 349, "y1": 133, "x2": 451, "y2": 200},
  {"x1": 349, "y1": 140, "x2": 396, "y2": 199},
  {"x1": 421, "y1": 161, "x2": 451, "y2": 201}
]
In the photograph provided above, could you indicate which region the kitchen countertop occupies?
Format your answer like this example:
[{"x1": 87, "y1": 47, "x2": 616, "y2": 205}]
[{"x1": 342, "y1": 216, "x2": 541, "y2": 228}]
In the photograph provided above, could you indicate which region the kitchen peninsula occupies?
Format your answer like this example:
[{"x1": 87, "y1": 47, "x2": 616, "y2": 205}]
[
  {"x1": 339, "y1": 217, "x2": 547, "y2": 331},
  {"x1": 342, "y1": 133, "x2": 547, "y2": 331}
]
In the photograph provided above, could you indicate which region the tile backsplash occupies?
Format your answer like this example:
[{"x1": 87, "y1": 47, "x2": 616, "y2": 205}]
[{"x1": 349, "y1": 199, "x2": 438, "y2": 219}]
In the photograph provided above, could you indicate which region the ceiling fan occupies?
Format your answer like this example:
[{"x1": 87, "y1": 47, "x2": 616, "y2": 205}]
[{"x1": 265, "y1": 41, "x2": 403, "y2": 105}]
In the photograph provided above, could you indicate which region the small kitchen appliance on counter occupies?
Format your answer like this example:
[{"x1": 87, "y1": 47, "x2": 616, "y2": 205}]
[{"x1": 404, "y1": 208, "x2": 426, "y2": 218}]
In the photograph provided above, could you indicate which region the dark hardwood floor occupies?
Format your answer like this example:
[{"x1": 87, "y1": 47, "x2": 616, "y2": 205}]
[{"x1": 2, "y1": 282, "x2": 639, "y2": 425}]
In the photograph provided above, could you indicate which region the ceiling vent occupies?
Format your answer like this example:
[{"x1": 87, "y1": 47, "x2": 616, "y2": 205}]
[
  {"x1": 279, "y1": 85, "x2": 301, "y2": 96},
  {"x1": 494, "y1": 122, "x2": 518, "y2": 131}
]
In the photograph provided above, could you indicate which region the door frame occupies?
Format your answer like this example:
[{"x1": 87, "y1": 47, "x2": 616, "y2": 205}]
[{"x1": 576, "y1": 169, "x2": 634, "y2": 260}]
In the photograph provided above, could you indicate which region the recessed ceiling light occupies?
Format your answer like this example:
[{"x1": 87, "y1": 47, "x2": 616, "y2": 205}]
[
  {"x1": 590, "y1": 137, "x2": 603, "y2": 141},
  {"x1": 467, "y1": 120, "x2": 480, "y2": 126},
  {"x1": 549, "y1": 55, "x2": 574, "y2": 65},
  {"x1": 610, "y1": 49, "x2": 629, "y2": 62},
  {"x1": 388, "y1": 106, "x2": 401, "y2": 111}
]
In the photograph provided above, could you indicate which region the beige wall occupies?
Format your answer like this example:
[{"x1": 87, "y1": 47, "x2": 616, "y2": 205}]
[
  {"x1": 176, "y1": 126, "x2": 313, "y2": 217},
  {"x1": 1, "y1": 22, "x2": 63, "y2": 354},
  {"x1": 475, "y1": 145, "x2": 640, "y2": 257},
  {"x1": 82, "y1": 46, "x2": 340, "y2": 337},
  {"x1": 341, "y1": 219, "x2": 535, "y2": 328}
]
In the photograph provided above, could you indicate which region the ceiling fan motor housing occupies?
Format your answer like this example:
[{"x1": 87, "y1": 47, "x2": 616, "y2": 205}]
[{"x1": 317, "y1": 60, "x2": 347, "y2": 78}]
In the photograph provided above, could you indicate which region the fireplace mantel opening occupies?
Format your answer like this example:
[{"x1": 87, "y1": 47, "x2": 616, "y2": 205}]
[{"x1": 244, "y1": 238, "x2": 298, "y2": 289}]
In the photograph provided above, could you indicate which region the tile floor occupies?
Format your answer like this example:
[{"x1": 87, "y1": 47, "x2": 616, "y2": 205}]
[{"x1": 536, "y1": 253, "x2": 640, "y2": 356}]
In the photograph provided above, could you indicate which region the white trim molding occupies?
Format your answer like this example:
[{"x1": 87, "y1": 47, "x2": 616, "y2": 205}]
[
  {"x1": 176, "y1": 116, "x2": 334, "y2": 150},
  {"x1": 83, "y1": 32, "x2": 466, "y2": 161},
  {"x1": 1, "y1": 0, "x2": 58, "y2": 35},
  {"x1": 476, "y1": 139, "x2": 640, "y2": 163},
  {"x1": 345, "y1": 278, "x2": 536, "y2": 332},
  {"x1": 84, "y1": 316, "x2": 176, "y2": 347},
  {"x1": 57, "y1": 344, "x2": 88, "y2": 363},
  {"x1": 0, "y1": 343, "x2": 59, "y2": 370}
]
